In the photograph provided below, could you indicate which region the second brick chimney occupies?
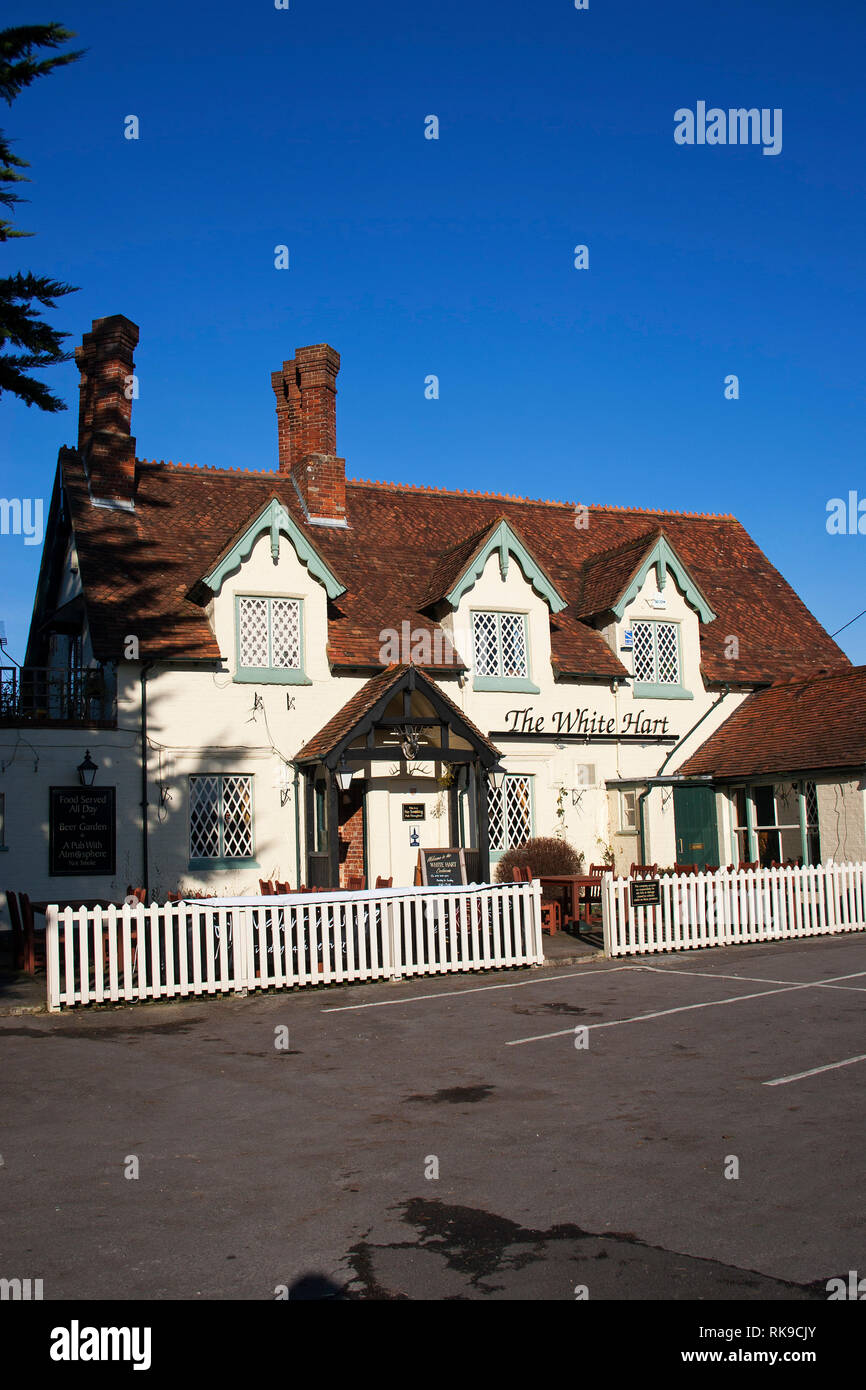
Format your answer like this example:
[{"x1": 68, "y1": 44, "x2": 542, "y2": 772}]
[
  {"x1": 271, "y1": 344, "x2": 347, "y2": 526},
  {"x1": 74, "y1": 315, "x2": 139, "y2": 508}
]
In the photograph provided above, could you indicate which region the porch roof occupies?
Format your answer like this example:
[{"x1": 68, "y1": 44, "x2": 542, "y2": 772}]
[{"x1": 294, "y1": 662, "x2": 501, "y2": 767}]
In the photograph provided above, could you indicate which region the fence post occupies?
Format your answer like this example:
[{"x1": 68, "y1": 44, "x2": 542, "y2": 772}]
[
  {"x1": 529, "y1": 879, "x2": 543, "y2": 963},
  {"x1": 45, "y1": 906, "x2": 61, "y2": 1011},
  {"x1": 233, "y1": 906, "x2": 250, "y2": 995},
  {"x1": 601, "y1": 875, "x2": 614, "y2": 957}
]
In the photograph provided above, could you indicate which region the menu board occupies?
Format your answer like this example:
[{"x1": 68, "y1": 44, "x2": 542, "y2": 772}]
[
  {"x1": 418, "y1": 848, "x2": 467, "y2": 886},
  {"x1": 49, "y1": 787, "x2": 116, "y2": 876}
]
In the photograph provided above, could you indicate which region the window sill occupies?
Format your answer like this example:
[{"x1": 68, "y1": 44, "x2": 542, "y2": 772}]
[
  {"x1": 233, "y1": 670, "x2": 311, "y2": 685},
  {"x1": 473, "y1": 676, "x2": 540, "y2": 694},
  {"x1": 632, "y1": 683, "x2": 694, "y2": 701},
  {"x1": 188, "y1": 858, "x2": 259, "y2": 870}
]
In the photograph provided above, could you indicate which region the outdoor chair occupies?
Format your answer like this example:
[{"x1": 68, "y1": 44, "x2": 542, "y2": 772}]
[
  {"x1": 259, "y1": 879, "x2": 275, "y2": 896},
  {"x1": 6, "y1": 890, "x2": 25, "y2": 970},
  {"x1": 375, "y1": 876, "x2": 392, "y2": 888},
  {"x1": 673, "y1": 863, "x2": 698, "y2": 876},
  {"x1": 539, "y1": 899, "x2": 561, "y2": 935},
  {"x1": 630, "y1": 863, "x2": 659, "y2": 879},
  {"x1": 275, "y1": 881, "x2": 291, "y2": 894},
  {"x1": 19, "y1": 893, "x2": 46, "y2": 974},
  {"x1": 345, "y1": 874, "x2": 366, "y2": 891}
]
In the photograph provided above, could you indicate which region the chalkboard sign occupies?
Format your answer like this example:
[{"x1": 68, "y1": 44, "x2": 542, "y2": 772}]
[
  {"x1": 631, "y1": 878, "x2": 660, "y2": 907},
  {"x1": 418, "y1": 847, "x2": 467, "y2": 887},
  {"x1": 402, "y1": 803, "x2": 426, "y2": 821},
  {"x1": 49, "y1": 787, "x2": 116, "y2": 876}
]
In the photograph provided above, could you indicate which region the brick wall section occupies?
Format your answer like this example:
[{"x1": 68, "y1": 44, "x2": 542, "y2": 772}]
[
  {"x1": 74, "y1": 315, "x2": 139, "y2": 504},
  {"x1": 338, "y1": 785, "x2": 365, "y2": 886}
]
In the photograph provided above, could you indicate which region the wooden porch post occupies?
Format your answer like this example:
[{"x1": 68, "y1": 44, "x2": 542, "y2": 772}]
[
  {"x1": 477, "y1": 763, "x2": 491, "y2": 883},
  {"x1": 327, "y1": 765, "x2": 341, "y2": 889}
]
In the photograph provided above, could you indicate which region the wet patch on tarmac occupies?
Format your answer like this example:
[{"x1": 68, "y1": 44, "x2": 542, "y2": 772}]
[{"x1": 402, "y1": 1085, "x2": 495, "y2": 1106}]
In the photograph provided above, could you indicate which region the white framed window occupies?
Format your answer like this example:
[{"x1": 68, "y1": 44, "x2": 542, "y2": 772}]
[
  {"x1": 730, "y1": 782, "x2": 820, "y2": 867},
  {"x1": 472, "y1": 611, "x2": 529, "y2": 679},
  {"x1": 632, "y1": 620, "x2": 681, "y2": 687},
  {"x1": 619, "y1": 789, "x2": 638, "y2": 833},
  {"x1": 189, "y1": 774, "x2": 254, "y2": 862},
  {"x1": 237, "y1": 596, "x2": 302, "y2": 672},
  {"x1": 488, "y1": 774, "x2": 533, "y2": 855}
]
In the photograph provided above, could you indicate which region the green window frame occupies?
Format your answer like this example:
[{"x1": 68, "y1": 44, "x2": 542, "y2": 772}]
[
  {"x1": 234, "y1": 595, "x2": 312, "y2": 684},
  {"x1": 487, "y1": 773, "x2": 535, "y2": 863},
  {"x1": 471, "y1": 610, "x2": 539, "y2": 693},
  {"x1": 189, "y1": 773, "x2": 257, "y2": 867},
  {"x1": 730, "y1": 782, "x2": 819, "y2": 867},
  {"x1": 630, "y1": 619, "x2": 693, "y2": 700}
]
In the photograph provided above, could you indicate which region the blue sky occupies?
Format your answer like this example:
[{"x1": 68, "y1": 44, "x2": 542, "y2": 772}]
[{"x1": 2, "y1": 0, "x2": 864, "y2": 662}]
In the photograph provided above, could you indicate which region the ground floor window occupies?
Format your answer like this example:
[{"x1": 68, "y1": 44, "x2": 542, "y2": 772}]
[
  {"x1": 730, "y1": 781, "x2": 819, "y2": 867},
  {"x1": 488, "y1": 774, "x2": 533, "y2": 859},
  {"x1": 189, "y1": 774, "x2": 254, "y2": 862}
]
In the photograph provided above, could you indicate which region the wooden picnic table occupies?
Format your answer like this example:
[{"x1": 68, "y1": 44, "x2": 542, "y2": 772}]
[{"x1": 537, "y1": 875, "x2": 597, "y2": 929}]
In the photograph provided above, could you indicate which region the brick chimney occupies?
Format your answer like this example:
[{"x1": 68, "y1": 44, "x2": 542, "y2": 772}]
[
  {"x1": 74, "y1": 315, "x2": 139, "y2": 508},
  {"x1": 271, "y1": 343, "x2": 347, "y2": 526}
]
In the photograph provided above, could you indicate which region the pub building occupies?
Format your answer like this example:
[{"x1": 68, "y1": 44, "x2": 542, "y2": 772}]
[{"x1": 1, "y1": 314, "x2": 864, "y2": 916}]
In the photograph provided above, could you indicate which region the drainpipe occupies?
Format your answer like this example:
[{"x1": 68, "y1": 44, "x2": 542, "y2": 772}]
[
  {"x1": 293, "y1": 764, "x2": 301, "y2": 889},
  {"x1": 140, "y1": 661, "x2": 155, "y2": 898},
  {"x1": 638, "y1": 684, "x2": 730, "y2": 863}
]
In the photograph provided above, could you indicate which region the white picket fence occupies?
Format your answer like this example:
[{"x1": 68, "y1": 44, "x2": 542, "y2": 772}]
[
  {"x1": 601, "y1": 861, "x2": 866, "y2": 957},
  {"x1": 45, "y1": 880, "x2": 544, "y2": 1010}
]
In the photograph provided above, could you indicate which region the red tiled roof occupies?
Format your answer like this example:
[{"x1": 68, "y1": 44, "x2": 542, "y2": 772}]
[
  {"x1": 62, "y1": 450, "x2": 847, "y2": 684},
  {"x1": 679, "y1": 666, "x2": 866, "y2": 778},
  {"x1": 295, "y1": 663, "x2": 500, "y2": 762}
]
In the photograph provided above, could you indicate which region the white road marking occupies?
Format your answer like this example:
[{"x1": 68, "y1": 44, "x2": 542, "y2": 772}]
[
  {"x1": 321, "y1": 965, "x2": 639, "y2": 1012},
  {"x1": 506, "y1": 970, "x2": 866, "y2": 1046},
  {"x1": 764, "y1": 1054, "x2": 866, "y2": 1086},
  {"x1": 637, "y1": 964, "x2": 866, "y2": 992}
]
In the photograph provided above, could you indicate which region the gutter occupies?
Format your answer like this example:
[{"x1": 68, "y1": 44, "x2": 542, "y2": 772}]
[{"x1": 638, "y1": 684, "x2": 730, "y2": 862}]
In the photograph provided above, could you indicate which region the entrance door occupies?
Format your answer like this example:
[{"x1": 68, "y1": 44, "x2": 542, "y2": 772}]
[{"x1": 673, "y1": 786, "x2": 718, "y2": 869}]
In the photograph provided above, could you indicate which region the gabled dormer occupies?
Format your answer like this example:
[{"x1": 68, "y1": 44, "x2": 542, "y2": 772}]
[
  {"x1": 575, "y1": 529, "x2": 715, "y2": 701},
  {"x1": 424, "y1": 518, "x2": 567, "y2": 693},
  {"x1": 195, "y1": 497, "x2": 346, "y2": 684}
]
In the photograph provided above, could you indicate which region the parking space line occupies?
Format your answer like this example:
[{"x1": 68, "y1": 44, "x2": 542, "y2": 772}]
[
  {"x1": 321, "y1": 965, "x2": 639, "y2": 1012},
  {"x1": 507, "y1": 982, "x2": 823, "y2": 1045},
  {"x1": 764, "y1": 1054, "x2": 866, "y2": 1086},
  {"x1": 638, "y1": 965, "x2": 866, "y2": 992},
  {"x1": 507, "y1": 967, "x2": 866, "y2": 1045}
]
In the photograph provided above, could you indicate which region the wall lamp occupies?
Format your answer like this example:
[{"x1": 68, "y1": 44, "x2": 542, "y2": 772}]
[{"x1": 77, "y1": 750, "x2": 98, "y2": 787}]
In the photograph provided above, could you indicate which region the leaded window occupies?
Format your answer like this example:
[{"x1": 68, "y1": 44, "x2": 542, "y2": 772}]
[
  {"x1": 238, "y1": 596, "x2": 301, "y2": 671},
  {"x1": 488, "y1": 774, "x2": 533, "y2": 853},
  {"x1": 632, "y1": 621, "x2": 680, "y2": 686},
  {"x1": 472, "y1": 612, "x2": 529, "y2": 679},
  {"x1": 190, "y1": 774, "x2": 254, "y2": 860}
]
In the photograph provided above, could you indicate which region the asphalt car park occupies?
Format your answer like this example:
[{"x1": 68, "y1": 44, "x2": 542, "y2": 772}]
[{"x1": 1, "y1": 933, "x2": 864, "y2": 1300}]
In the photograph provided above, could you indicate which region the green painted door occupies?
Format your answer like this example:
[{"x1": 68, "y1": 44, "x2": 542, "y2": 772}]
[{"x1": 673, "y1": 786, "x2": 718, "y2": 869}]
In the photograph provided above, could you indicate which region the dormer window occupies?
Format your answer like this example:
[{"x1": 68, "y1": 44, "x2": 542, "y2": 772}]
[
  {"x1": 630, "y1": 619, "x2": 692, "y2": 700},
  {"x1": 471, "y1": 610, "x2": 540, "y2": 693},
  {"x1": 235, "y1": 595, "x2": 311, "y2": 684}
]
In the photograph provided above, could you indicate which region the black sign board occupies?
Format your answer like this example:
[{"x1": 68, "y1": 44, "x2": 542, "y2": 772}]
[
  {"x1": 631, "y1": 879, "x2": 660, "y2": 907},
  {"x1": 49, "y1": 787, "x2": 116, "y2": 876},
  {"x1": 402, "y1": 803, "x2": 426, "y2": 821},
  {"x1": 418, "y1": 847, "x2": 467, "y2": 887}
]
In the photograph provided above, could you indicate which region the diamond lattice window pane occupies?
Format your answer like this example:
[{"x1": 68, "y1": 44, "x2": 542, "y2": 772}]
[
  {"x1": 473, "y1": 612, "x2": 500, "y2": 676},
  {"x1": 239, "y1": 597, "x2": 269, "y2": 667},
  {"x1": 190, "y1": 775, "x2": 221, "y2": 859},
  {"x1": 804, "y1": 781, "x2": 818, "y2": 828},
  {"x1": 488, "y1": 784, "x2": 505, "y2": 851},
  {"x1": 270, "y1": 599, "x2": 301, "y2": 669},
  {"x1": 505, "y1": 776, "x2": 532, "y2": 847},
  {"x1": 222, "y1": 775, "x2": 253, "y2": 858},
  {"x1": 655, "y1": 623, "x2": 680, "y2": 684},
  {"x1": 499, "y1": 614, "x2": 528, "y2": 678},
  {"x1": 632, "y1": 623, "x2": 656, "y2": 683}
]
